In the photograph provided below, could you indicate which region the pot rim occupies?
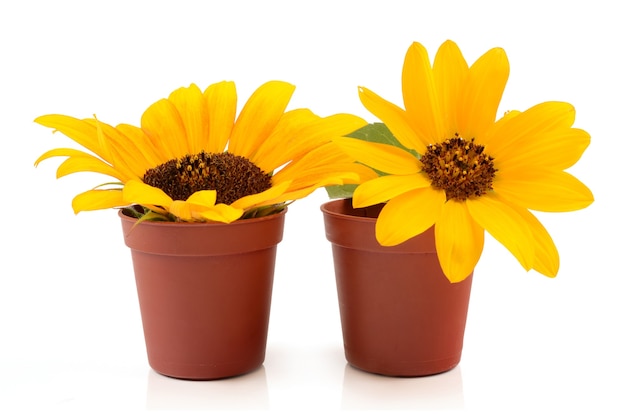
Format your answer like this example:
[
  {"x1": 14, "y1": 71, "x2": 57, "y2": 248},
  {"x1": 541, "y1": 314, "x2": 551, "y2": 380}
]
[
  {"x1": 320, "y1": 198, "x2": 436, "y2": 253},
  {"x1": 119, "y1": 207, "x2": 287, "y2": 256},
  {"x1": 320, "y1": 198, "x2": 381, "y2": 222},
  {"x1": 118, "y1": 206, "x2": 287, "y2": 228}
]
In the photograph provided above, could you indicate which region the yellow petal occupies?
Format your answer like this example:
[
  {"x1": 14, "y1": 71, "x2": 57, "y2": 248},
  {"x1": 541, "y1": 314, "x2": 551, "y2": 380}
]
[
  {"x1": 167, "y1": 190, "x2": 242, "y2": 222},
  {"x1": 496, "y1": 127, "x2": 590, "y2": 172},
  {"x1": 376, "y1": 186, "x2": 446, "y2": 246},
  {"x1": 402, "y1": 42, "x2": 444, "y2": 146},
  {"x1": 196, "y1": 204, "x2": 244, "y2": 223},
  {"x1": 278, "y1": 167, "x2": 358, "y2": 192},
  {"x1": 494, "y1": 169, "x2": 594, "y2": 212},
  {"x1": 204, "y1": 81, "x2": 237, "y2": 153},
  {"x1": 271, "y1": 141, "x2": 377, "y2": 202},
  {"x1": 115, "y1": 123, "x2": 164, "y2": 168},
  {"x1": 35, "y1": 147, "x2": 97, "y2": 166},
  {"x1": 251, "y1": 108, "x2": 320, "y2": 172},
  {"x1": 88, "y1": 120, "x2": 151, "y2": 180},
  {"x1": 466, "y1": 194, "x2": 534, "y2": 271},
  {"x1": 168, "y1": 190, "x2": 217, "y2": 221},
  {"x1": 122, "y1": 180, "x2": 173, "y2": 208},
  {"x1": 185, "y1": 189, "x2": 217, "y2": 207},
  {"x1": 253, "y1": 111, "x2": 366, "y2": 173},
  {"x1": 168, "y1": 84, "x2": 208, "y2": 155},
  {"x1": 72, "y1": 189, "x2": 125, "y2": 213},
  {"x1": 458, "y1": 46, "x2": 509, "y2": 138},
  {"x1": 340, "y1": 163, "x2": 380, "y2": 184},
  {"x1": 228, "y1": 81, "x2": 295, "y2": 159},
  {"x1": 141, "y1": 98, "x2": 187, "y2": 160},
  {"x1": 434, "y1": 200, "x2": 484, "y2": 282},
  {"x1": 56, "y1": 155, "x2": 126, "y2": 181},
  {"x1": 273, "y1": 141, "x2": 374, "y2": 184},
  {"x1": 433, "y1": 40, "x2": 469, "y2": 138},
  {"x1": 93, "y1": 118, "x2": 138, "y2": 182},
  {"x1": 35, "y1": 114, "x2": 108, "y2": 160},
  {"x1": 353, "y1": 173, "x2": 430, "y2": 208},
  {"x1": 230, "y1": 180, "x2": 291, "y2": 210},
  {"x1": 168, "y1": 200, "x2": 194, "y2": 221},
  {"x1": 510, "y1": 206, "x2": 560, "y2": 277},
  {"x1": 333, "y1": 137, "x2": 419, "y2": 175},
  {"x1": 483, "y1": 101, "x2": 576, "y2": 155},
  {"x1": 358, "y1": 86, "x2": 427, "y2": 154}
]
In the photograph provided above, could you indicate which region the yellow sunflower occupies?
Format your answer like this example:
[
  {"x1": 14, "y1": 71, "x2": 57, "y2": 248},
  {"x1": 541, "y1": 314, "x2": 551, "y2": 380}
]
[
  {"x1": 334, "y1": 40, "x2": 594, "y2": 283},
  {"x1": 36, "y1": 80, "x2": 374, "y2": 222}
]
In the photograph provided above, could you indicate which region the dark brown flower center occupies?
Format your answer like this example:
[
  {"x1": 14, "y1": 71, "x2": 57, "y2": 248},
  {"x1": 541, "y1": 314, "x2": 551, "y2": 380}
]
[
  {"x1": 142, "y1": 151, "x2": 272, "y2": 205},
  {"x1": 420, "y1": 135, "x2": 496, "y2": 201}
]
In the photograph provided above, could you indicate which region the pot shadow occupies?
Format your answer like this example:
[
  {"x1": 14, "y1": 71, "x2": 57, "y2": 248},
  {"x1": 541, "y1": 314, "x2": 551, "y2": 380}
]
[
  {"x1": 341, "y1": 363, "x2": 465, "y2": 410},
  {"x1": 145, "y1": 366, "x2": 269, "y2": 410}
]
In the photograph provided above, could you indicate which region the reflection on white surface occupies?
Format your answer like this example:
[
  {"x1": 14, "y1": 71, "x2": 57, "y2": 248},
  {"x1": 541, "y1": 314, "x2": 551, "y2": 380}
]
[
  {"x1": 146, "y1": 366, "x2": 269, "y2": 410},
  {"x1": 341, "y1": 363, "x2": 464, "y2": 410}
]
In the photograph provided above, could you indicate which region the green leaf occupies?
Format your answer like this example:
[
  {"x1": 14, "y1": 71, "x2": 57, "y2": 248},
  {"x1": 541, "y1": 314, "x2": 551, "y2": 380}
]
[
  {"x1": 346, "y1": 122, "x2": 402, "y2": 148},
  {"x1": 325, "y1": 184, "x2": 358, "y2": 199},
  {"x1": 325, "y1": 123, "x2": 402, "y2": 200},
  {"x1": 326, "y1": 123, "x2": 409, "y2": 199}
]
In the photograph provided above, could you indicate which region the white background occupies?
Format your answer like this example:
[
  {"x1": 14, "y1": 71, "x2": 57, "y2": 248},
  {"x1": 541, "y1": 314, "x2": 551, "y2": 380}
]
[{"x1": 1, "y1": 1, "x2": 624, "y2": 412}]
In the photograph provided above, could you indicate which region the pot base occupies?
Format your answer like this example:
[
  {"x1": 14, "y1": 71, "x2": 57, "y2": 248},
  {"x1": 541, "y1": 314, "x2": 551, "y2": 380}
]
[{"x1": 346, "y1": 354, "x2": 460, "y2": 378}]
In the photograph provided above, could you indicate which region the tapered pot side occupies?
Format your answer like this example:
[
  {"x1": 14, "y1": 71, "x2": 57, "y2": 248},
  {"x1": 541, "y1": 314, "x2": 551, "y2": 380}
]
[
  {"x1": 321, "y1": 199, "x2": 472, "y2": 377},
  {"x1": 119, "y1": 209, "x2": 286, "y2": 380}
]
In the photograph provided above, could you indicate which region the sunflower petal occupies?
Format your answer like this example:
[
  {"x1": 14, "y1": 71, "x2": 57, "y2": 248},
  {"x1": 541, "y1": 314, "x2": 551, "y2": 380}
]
[
  {"x1": 164, "y1": 191, "x2": 215, "y2": 221},
  {"x1": 251, "y1": 108, "x2": 320, "y2": 172},
  {"x1": 435, "y1": 200, "x2": 484, "y2": 282},
  {"x1": 466, "y1": 194, "x2": 535, "y2": 271},
  {"x1": 35, "y1": 148, "x2": 97, "y2": 166},
  {"x1": 495, "y1": 169, "x2": 594, "y2": 212},
  {"x1": 358, "y1": 86, "x2": 426, "y2": 154},
  {"x1": 273, "y1": 140, "x2": 376, "y2": 184},
  {"x1": 402, "y1": 42, "x2": 444, "y2": 145},
  {"x1": 433, "y1": 40, "x2": 469, "y2": 138},
  {"x1": 459, "y1": 47, "x2": 509, "y2": 138},
  {"x1": 333, "y1": 137, "x2": 419, "y2": 175},
  {"x1": 122, "y1": 180, "x2": 173, "y2": 208},
  {"x1": 230, "y1": 180, "x2": 292, "y2": 210},
  {"x1": 484, "y1": 102, "x2": 576, "y2": 155},
  {"x1": 72, "y1": 189, "x2": 125, "y2": 213},
  {"x1": 115, "y1": 123, "x2": 164, "y2": 168},
  {"x1": 86, "y1": 120, "x2": 149, "y2": 180},
  {"x1": 353, "y1": 174, "x2": 430, "y2": 208},
  {"x1": 510, "y1": 206, "x2": 560, "y2": 277},
  {"x1": 185, "y1": 189, "x2": 217, "y2": 207},
  {"x1": 496, "y1": 127, "x2": 590, "y2": 173},
  {"x1": 376, "y1": 186, "x2": 446, "y2": 246},
  {"x1": 229, "y1": 81, "x2": 295, "y2": 159},
  {"x1": 168, "y1": 84, "x2": 208, "y2": 155},
  {"x1": 35, "y1": 115, "x2": 108, "y2": 160},
  {"x1": 56, "y1": 156, "x2": 126, "y2": 181},
  {"x1": 197, "y1": 204, "x2": 244, "y2": 223},
  {"x1": 168, "y1": 200, "x2": 193, "y2": 221},
  {"x1": 141, "y1": 98, "x2": 187, "y2": 159},
  {"x1": 204, "y1": 81, "x2": 237, "y2": 153}
]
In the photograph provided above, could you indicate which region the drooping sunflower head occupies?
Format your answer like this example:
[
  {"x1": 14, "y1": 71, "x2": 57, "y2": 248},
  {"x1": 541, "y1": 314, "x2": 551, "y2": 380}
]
[
  {"x1": 35, "y1": 81, "x2": 374, "y2": 222},
  {"x1": 334, "y1": 40, "x2": 593, "y2": 283}
]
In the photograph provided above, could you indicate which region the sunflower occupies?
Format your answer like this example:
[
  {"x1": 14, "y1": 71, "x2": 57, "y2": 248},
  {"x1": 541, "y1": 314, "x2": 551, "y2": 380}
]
[
  {"x1": 35, "y1": 80, "x2": 374, "y2": 222},
  {"x1": 334, "y1": 40, "x2": 594, "y2": 283}
]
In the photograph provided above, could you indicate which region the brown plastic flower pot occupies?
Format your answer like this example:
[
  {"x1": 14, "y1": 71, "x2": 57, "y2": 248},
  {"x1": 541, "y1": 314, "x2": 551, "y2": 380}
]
[
  {"x1": 321, "y1": 199, "x2": 472, "y2": 377},
  {"x1": 119, "y1": 209, "x2": 286, "y2": 380}
]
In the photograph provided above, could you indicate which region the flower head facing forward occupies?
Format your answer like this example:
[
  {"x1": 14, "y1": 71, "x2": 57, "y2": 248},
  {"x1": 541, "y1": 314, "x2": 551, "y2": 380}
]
[
  {"x1": 335, "y1": 40, "x2": 594, "y2": 283},
  {"x1": 36, "y1": 81, "x2": 374, "y2": 222}
]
